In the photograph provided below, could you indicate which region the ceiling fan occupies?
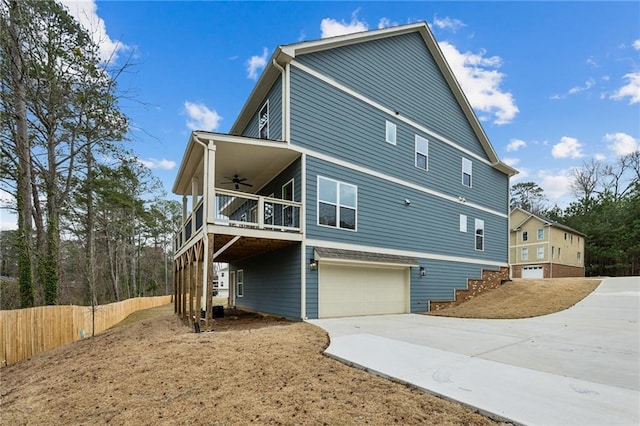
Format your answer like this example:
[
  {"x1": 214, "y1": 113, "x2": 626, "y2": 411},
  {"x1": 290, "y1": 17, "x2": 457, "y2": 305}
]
[{"x1": 221, "y1": 175, "x2": 253, "y2": 190}]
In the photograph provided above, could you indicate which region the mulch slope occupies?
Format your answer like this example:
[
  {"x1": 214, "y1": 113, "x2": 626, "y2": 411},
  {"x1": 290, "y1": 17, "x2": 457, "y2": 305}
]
[{"x1": 1, "y1": 308, "x2": 502, "y2": 425}]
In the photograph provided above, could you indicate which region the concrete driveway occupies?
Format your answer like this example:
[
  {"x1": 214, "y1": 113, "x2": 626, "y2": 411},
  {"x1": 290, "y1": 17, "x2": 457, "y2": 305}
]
[{"x1": 308, "y1": 277, "x2": 640, "y2": 425}]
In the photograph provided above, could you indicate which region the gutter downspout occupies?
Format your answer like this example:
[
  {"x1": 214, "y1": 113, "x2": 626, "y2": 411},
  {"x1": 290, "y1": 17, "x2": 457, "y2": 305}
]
[{"x1": 272, "y1": 59, "x2": 287, "y2": 142}]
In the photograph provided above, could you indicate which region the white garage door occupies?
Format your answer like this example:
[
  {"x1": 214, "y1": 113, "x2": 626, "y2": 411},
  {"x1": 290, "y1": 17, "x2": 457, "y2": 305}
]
[
  {"x1": 318, "y1": 263, "x2": 409, "y2": 318},
  {"x1": 522, "y1": 266, "x2": 544, "y2": 278}
]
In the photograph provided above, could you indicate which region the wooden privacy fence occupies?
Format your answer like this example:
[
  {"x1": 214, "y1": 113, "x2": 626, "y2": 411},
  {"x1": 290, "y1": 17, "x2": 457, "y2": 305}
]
[{"x1": 0, "y1": 295, "x2": 172, "y2": 368}]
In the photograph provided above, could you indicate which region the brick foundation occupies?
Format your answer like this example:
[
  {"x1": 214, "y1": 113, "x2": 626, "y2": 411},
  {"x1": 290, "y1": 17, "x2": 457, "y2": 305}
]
[
  {"x1": 429, "y1": 266, "x2": 510, "y2": 311},
  {"x1": 511, "y1": 263, "x2": 584, "y2": 278}
]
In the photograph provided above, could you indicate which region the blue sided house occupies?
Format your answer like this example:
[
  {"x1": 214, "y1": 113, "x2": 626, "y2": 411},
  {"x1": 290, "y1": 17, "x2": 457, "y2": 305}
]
[{"x1": 172, "y1": 22, "x2": 517, "y2": 322}]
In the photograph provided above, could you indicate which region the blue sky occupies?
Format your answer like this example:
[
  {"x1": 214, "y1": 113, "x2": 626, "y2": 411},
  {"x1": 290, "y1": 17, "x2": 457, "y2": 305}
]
[{"x1": 2, "y1": 1, "x2": 639, "y2": 229}]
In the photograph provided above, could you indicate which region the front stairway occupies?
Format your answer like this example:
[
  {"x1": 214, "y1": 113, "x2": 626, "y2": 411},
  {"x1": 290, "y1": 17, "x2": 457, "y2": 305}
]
[{"x1": 429, "y1": 267, "x2": 510, "y2": 311}]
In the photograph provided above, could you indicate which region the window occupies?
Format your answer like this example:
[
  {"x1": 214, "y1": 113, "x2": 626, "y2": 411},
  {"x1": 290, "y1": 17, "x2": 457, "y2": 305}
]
[
  {"x1": 577, "y1": 252, "x2": 581, "y2": 262},
  {"x1": 265, "y1": 193, "x2": 274, "y2": 225},
  {"x1": 552, "y1": 246, "x2": 555, "y2": 258},
  {"x1": 558, "y1": 248, "x2": 561, "y2": 259},
  {"x1": 537, "y1": 246, "x2": 544, "y2": 259},
  {"x1": 318, "y1": 176, "x2": 357, "y2": 231},
  {"x1": 537, "y1": 229, "x2": 544, "y2": 240},
  {"x1": 462, "y1": 158, "x2": 472, "y2": 187},
  {"x1": 521, "y1": 247, "x2": 528, "y2": 260},
  {"x1": 564, "y1": 233, "x2": 567, "y2": 240},
  {"x1": 459, "y1": 214, "x2": 467, "y2": 232},
  {"x1": 570, "y1": 234, "x2": 574, "y2": 243},
  {"x1": 522, "y1": 231, "x2": 528, "y2": 242},
  {"x1": 474, "y1": 219, "x2": 484, "y2": 251},
  {"x1": 259, "y1": 101, "x2": 269, "y2": 139},
  {"x1": 237, "y1": 270, "x2": 244, "y2": 297},
  {"x1": 385, "y1": 121, "x2": 397, "y2": 145},
  {"x1": 282, "y1": 180, "x2": 294, "y2": 227},
  {"x1": 415, "y1": 135, "x2": 428, "y2": 170}
]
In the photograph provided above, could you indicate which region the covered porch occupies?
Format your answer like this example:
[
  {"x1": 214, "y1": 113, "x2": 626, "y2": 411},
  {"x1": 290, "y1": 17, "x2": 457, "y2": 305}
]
[{"x1": 171, "y1": 131, "x2": 303, "y2": 326}]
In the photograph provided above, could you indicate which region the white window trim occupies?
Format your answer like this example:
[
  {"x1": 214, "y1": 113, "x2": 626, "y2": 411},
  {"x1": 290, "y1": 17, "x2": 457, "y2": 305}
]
[
  {"x1": 282, "y1": 179, "x2": 294, "y2": 227},
  {"x1": 415, "y1": 135, "x2": 429, "y2": 171},
  {"x1": 237, "y1": 269, "x2": 244, "y2": 297},
  {"x1": 474, "y1": 218, "x2": 484, "y2": 251},
  {"x1": 462, "y1": 158, "x2": 472, "y2": 188},
  {"x1": 317, "y1": 175, "x2": 358, "y2": 232},
  {"x1": 537, "y1": 228, "x2": 544, "y2": 240},
  {"x1": 459, "y1": 214, "x2": 467, "y2": 233},
  {"x1": 537, "y1": 246, "x2": 544, "y2": 260},
  {"x1": 259, "y1": 101, "x2": 269, "y2": 139},
  {"x1": 385, "y1": 120, "x2": 397, "y2": 145},
  {"x1": 521, "y1": 247, "x2": 529, "y2": 260}
]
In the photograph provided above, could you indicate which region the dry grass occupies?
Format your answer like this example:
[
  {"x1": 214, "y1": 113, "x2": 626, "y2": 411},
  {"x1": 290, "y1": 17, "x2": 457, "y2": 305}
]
[
  {"x1": 1, "y1": 305, "x2": 502, "y2": 426},
  {"x1": 428, "y1": 278, "x2": 602, "y2": 319}
]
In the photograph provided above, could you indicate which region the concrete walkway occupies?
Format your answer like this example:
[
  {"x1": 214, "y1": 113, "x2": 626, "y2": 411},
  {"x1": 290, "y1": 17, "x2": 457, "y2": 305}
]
[{"x1": 308, "y1": 277, "x2": 640, "y2": 425}]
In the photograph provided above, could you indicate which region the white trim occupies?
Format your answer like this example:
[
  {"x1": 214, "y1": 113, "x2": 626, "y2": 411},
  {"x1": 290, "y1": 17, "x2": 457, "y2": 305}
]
[
  {"x1": 237, "y1": 269, "x2": 244, "y2": 297},
  {"x1": 512, "y1": 241, "x2": 550, "y2": 248},
  {"x1": 317, "y1": 176, "x2": 358, "y2": 232},
  {"x1": 301, "y1": 243, "x2": 306, "y2": 320},
  {"x1": 306, "y1": 238, "x2": 507, "y2": 268},
  {"x1": 290, "y1": 60, "x2": 494, "y2": 167},
  {"x1": 521, "y1": 247, "x2": 529, "y2": 261},
  {"x1": 474, "y1": 218, "x2": 485, "y2": 251},
  {"x1": 314, "y1": 257, "x2": 418, "y2": 269},
  {"x1": 295, "y1": 145, "x2": 507, "y2": 218},
  {"x1": 285, "y1": 63, "x2": 291, "y2": 142},
  {"x1": 459, "y1": 214, "x2": 467, "y2": 233}
]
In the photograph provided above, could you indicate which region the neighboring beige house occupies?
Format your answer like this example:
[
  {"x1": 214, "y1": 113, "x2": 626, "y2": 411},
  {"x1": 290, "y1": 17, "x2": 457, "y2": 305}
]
[{"x1": 509, "y1": 208, "x2": 585, "y2": 278}]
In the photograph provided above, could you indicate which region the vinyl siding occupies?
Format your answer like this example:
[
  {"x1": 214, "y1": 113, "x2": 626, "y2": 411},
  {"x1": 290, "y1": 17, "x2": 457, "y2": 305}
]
[
  {"x1": 410, "y1": 260, "x2": 502, "y2": 312},
  {"x1": 294, "y1": 32, "x2": 486, "y2": 159},
  {"x1": 305, "y1": 156, "x2": 508, "y2": 263},
  {"x1": 232, "y1": 243, "x2": 301, "y2": 320},
  {"x1": 242, "y1": 76, "x2": 283, "y2": 141},
  {"x1": 289, "y1": 66, "x2": 508, "y2": 211}
]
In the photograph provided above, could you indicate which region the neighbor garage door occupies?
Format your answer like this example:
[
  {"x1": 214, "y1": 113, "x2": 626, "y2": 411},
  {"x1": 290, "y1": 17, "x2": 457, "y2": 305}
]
[
  {"x1": 318, "y1": 263, "x2": 409, "y2": 318},
  {"x1": 522, "y1": 266, "x2": 544, "y2": 278}
]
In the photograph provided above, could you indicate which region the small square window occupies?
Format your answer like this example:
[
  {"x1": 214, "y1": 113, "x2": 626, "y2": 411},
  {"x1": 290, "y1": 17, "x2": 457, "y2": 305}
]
[
  {"x1": 385, "y1": 121, "x2": 397, "y2": 145},
  {"x1": 462, "y1": 158, "x2": 472, "y2": 187}
]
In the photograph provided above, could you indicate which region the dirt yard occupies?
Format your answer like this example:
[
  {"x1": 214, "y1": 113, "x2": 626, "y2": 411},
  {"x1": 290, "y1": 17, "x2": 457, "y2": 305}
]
[
  {"x1": 1, "y1": 305, "x2": 503, "y2": 425},
  {"x1": 428, "y1": 277, "x2": 602, "y2": 319}
]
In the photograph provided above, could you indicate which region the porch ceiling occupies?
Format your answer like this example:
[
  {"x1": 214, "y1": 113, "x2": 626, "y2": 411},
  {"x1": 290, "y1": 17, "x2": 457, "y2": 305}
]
[
  {"x1": 173, "y1": 132, "x2": 301, "y2": 196},
  {"x1": 213, "y1": 234, "x2": 298, "y2": 263}
]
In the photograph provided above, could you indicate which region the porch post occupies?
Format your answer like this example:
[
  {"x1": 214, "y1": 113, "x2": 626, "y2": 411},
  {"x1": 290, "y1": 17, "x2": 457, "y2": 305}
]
[
  {"x1": 206, "y1": 233, "x2": 215, "y2": 327},
  {"x1": 189, "y1": 249, "x2": 195, "y2": 322},
  {"x1": 258, "y1": 196, "x2": 265, "y2": 229},
  {"x1": 195, "y1": 246, "x2": 203, "y2": 323},
  {"x1": 206, "y1": 142, "x2": 216, "y2": 224}
]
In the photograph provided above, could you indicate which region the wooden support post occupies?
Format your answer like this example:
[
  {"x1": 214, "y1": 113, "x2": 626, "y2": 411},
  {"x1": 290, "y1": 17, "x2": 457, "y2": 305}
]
[
  {"x1": 181, "y1": 256, "x2": 187, "y2": 318},
  {"x1": 174, "y1": 260, "x2": 178, "y2": 314},
  {"x1": 206, "y1": 233, "x2": 215, "y2": 328},
  {"x1": 195, "y1": 250, "x2": 203, "y2": 323},
  {"x1": 189, "y1": 250, "x2": 195, "y2": 322}
]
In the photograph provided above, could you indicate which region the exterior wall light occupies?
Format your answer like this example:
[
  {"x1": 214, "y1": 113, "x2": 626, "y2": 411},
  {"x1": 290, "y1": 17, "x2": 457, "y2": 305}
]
[
  {"x1": 309, "y1": 258, "x2": 317, "y2": 270},
  {"x1": 420, "y1": 266, "x2": 426, "y2": 277}
]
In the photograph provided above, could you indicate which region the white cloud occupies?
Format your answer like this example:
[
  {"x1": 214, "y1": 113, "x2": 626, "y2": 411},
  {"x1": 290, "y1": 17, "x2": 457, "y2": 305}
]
[
  {"x1": 594, "y1": 153, "x2": 607, "y2": 161},
  {"x1": 586, "y1": 57, "x2": 598, "y2": 67},
  {"x1": 320, "y1": 11, "x2": 368, "y2": 38},
  {"x1": 502, "y1": 157, "x2": 520, "y2": 167},
  {"x1": 246, "y1": 47, "x2": 269, "y2": 80},
  {"x1": 506, "y1": 138, "x2": 527, "y2": 152},
  {"x1": 432, "y1": 16, "x2": 466, "y2": 32},
  {"x1": 184, "y1": 101, "x2": 222, "y2": 131},
  {"x1": 604, "y1": 132, "x2": 639, "y2": 156},
  {"x1": 552, "y1": 136, "x2": 584, "y2": 159},
  {"x1": 378, "y1": 17, "x2": 397, "y2": 29},
  {"x1": 538, "y1": 170, "x2": 573, "y2": 203},
  {"x1": 438, "y1": 41, "x2": 519, "y2": 125},
  {"x1": 610, "y1": 72, "x2": 640, "y2": 104},
  {"x1": 138, "y1": 158, "x2": 176, "y2": 170},
  {"x1": 510, "y1": 167, "x2": 530, "y2": 183},
  {"x1": 633, "y1": 40, "x2": 640, "y2": 50},
  {"x1": 568, "y1": 79, "x2": 595, "y2": 94},
  {"x1": 59, "y1": 0, "x2": 130, "y2": 63}
]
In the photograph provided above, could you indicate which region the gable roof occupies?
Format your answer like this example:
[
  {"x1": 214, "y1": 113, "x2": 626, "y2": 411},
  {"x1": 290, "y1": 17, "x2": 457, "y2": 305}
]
[
  {"x1": 510, "y1": 207, "x2": 586, "y2": 237},
  {"x1": 230, "y1": 22, "x2": 517, "y2": 177}
]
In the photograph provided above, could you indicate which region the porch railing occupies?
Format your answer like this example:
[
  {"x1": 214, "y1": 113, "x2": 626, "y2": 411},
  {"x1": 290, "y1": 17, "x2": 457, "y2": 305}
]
[{"x1": 173, "y1": 188, "x2": 301, "y2": 252}]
